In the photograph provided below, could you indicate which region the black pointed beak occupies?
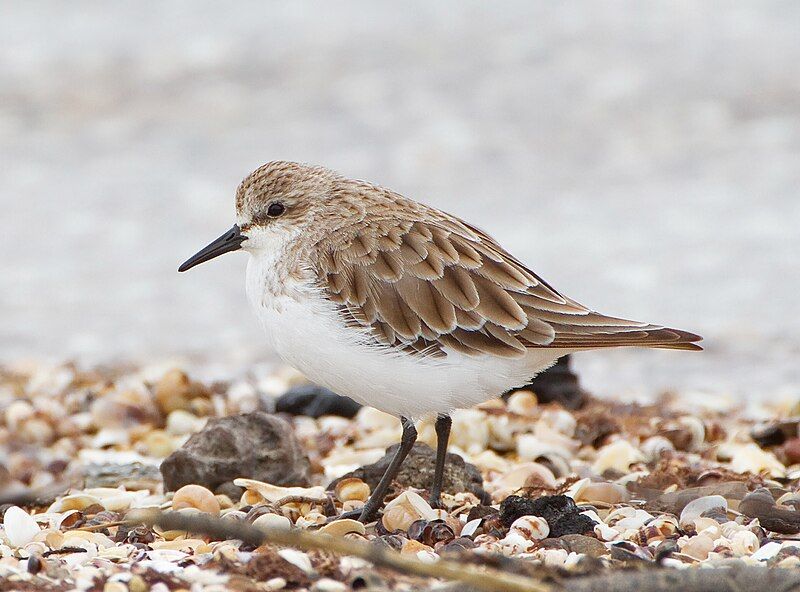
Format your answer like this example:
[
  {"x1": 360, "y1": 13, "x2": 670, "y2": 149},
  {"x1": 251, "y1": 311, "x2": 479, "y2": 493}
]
[{"x1": 178, "y1": 225, "x2": 247, "y2": 272}]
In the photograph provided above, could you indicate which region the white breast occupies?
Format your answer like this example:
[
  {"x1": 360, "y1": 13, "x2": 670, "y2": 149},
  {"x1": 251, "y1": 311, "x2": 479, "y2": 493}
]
[{"x1": 245, "y1": 250, "x2": 569, "y2": 419}]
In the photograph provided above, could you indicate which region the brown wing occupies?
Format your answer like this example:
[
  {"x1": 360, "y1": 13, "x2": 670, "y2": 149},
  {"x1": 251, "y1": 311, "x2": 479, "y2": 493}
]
[{"x1": 315, "y1": 212, "x2": 702, "y2": 359}]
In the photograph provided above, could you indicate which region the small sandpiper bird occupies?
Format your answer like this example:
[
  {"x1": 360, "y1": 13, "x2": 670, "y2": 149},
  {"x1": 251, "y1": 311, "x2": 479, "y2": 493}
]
[{"x1": 179, "y1": 161, "x2": 702, "y2": 522}]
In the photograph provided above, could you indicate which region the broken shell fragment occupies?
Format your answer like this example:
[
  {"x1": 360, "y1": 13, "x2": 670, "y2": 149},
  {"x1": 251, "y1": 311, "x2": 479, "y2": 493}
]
[
  {"x1": 572, "y1": 481, "x2": 630, "y2": 505},
  {"x1": 320, "y1": 519, "x2": 366, "y2": 537},
  {"x1": 252, "y1": 513, "x2": 292, "y2": 531},
  {"x1": 47, "y1": 494, "x2": 102, "y2": 513},
  {"x1": 679, "y1": 495, "x2": 727, "y2": 528},
  {"x1": 592, "y1": 440, "x2": 645, "y2": 474},
  {"x1": 233, "y1": 479, "x2": 327, "y2": 504},
  {"x1": 730, "y1": 530, "x2": 760, "y2": 556}
]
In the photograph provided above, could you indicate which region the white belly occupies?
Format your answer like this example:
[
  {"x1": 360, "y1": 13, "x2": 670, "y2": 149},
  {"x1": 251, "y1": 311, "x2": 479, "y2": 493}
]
[{"x1": 246, "y1": 255, "x2": 570, "y2": 418}]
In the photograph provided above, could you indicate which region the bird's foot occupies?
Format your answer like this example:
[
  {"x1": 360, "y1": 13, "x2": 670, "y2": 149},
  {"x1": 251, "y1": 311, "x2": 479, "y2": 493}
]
[{"x1": 428, "y1": 494, "x2": 445, "y2": 510}]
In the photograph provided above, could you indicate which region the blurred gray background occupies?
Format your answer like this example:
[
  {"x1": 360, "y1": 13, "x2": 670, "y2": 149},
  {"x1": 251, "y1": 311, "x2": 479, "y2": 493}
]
[{"x1": 2, "y1": 2, "x2": 798, "y2": 396}]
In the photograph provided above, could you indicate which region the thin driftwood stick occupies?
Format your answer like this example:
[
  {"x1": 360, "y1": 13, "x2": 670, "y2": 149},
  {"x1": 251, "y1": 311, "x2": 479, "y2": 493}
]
[
  {"x1": 562, "y1": 565, "x2": 800, "y2": 592},
  {"x1": 126, "y1": 508, "x2": 551, "y2": 592}
]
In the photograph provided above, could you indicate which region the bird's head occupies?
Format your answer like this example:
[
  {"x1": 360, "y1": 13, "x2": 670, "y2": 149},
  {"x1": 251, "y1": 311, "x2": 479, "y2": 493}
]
[{"x1": 178, "y1": 161, "x2": 344, "y2": 272}]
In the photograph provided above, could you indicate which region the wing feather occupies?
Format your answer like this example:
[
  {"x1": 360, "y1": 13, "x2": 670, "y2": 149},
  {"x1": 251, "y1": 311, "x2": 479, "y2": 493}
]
[{"x1": 314, "y1": 208, "x2": 702, "y2": 358}]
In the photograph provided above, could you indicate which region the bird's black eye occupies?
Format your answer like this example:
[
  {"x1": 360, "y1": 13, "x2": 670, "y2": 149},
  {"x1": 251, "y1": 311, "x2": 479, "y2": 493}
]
[{"x1": 267, "y1": 202, "x2": 285, "y2": 217}]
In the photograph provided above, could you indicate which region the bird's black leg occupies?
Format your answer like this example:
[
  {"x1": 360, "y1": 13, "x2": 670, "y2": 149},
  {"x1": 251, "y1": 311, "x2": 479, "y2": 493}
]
[
  {"x1": 428, "y1": 413, "x2": 452, "y2": 508},
  {"x1": 346, "y1": 416, "x2": 417, "y2": 524}
]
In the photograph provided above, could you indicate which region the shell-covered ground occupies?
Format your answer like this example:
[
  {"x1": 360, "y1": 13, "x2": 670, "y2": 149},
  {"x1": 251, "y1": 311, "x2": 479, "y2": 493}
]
[{"x1": 1, "y1": 361, "x2": 800, "y2": 591}]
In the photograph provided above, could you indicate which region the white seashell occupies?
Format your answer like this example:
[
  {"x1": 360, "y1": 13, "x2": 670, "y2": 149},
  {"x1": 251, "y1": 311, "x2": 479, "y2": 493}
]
[
  {"x1": 102, "y1": 581, "x2": 128, "y2": 592},
  {"x1": 99, "y1": 545, "x2": 135, "y2": 560},
  {"x1": 751, "y1": 541, "x2": 782, "y2": 561},
  {"x1": 312, "y1": 578, "x2": 348, "y2": 592},
  {"x1": 679, "y1": 533, "x2": 714, "y2": 560},
  {"x1": 47, "y1": 494, "x2": 103, "y2": 513},
  {"x1": 227, "y1": 381, "x2": 259, "y2": 414},
  {"x1": 151, "y1": 538, "x2": 207, "y2": 552},
  {"x1": 355, "y1": 407, "x2": 399, "y2": 431},
  {"x1": 265, "y1": 577, "x2": 288, "y2": 591},
  {"x1": 334, "y1": 478, "x2": 370, "y2": 503},
  {"x1": 166, "y1": 410, "x2": 207, "y2": 435},
  {"x1": 679, "y1": 495, "x2": 727, "y2": 527},
  {"x1": 506, "y1": 390, "x2": 538, "y2": 416},
  {"x1": 145, "y1": 548, "x2": 190, "y2": 563},
  {"x1": 564, "y1": 478, "x2": 591, "y2": 500},
  {"x1": 172, "y1": 484, "x2": 220, "y2": 514},
  {"x1": 594, "y1": 522, "x2": 619, "y2": 542},
  {"x1": 730, "y1": 530, "x2": 759, "y2": 556},
  {"x1": 383, "y1": 490, "x2": 437, "y2": 521},
  {"x1": 23, "y1": 541, "x2": 47, "y2": 556},
  {"x1": 233, "y1": 479, "x2": 327, "y2": 503},
  {"x1": 573, "y1": 481, "x2": 630, "y2": 505},
  {"x1": 321, "y1": 448, "x2": 385, "y2": 481},
  {"x1": 492, "y1": 462, "x2": 557, "y2": 492},
  {"x1": 221, "y1": 510, "x2": 248, "y2": 522},
  {"x1": 539, "y1": 548, "x2": 569, "y2": 567},
  {"x1": 486, "y1": 415, "x2": 516, "y2": 451},
  {"x1": 92, "y1": 428, "x2": 131, "y2": 448},
  {"x1": 641, "y1": 436, "x2": 675, "y2": 461},
  {"x1": 498, "y1": 532, "x2": 536, "y2": 555},
  {"x1": 252, "y1": 513, "x2": 292, "y2": 531},
  {"x1": 470, "y1": 450, "x2": 512, "y2": 474},
  {"x1": 539, "y1": 409, "x2": 577, "y2": 437},
  {"x1": 461, "y1": 518, "x2": 482, "y2": 538},
  {"x1": 605, "y1": 506, "x2": 636, "y2": 523},
  {"x1": 632, "y1": 515, "x2": 680, "y2": 543},
  {"x1": 3, "y1": 506, "x2": 41, "y2": 547},
  {"x1": 693, "y1": 517, "x2": 721, "y2": 540},
  {"x1": 319, "y1": 519, "x2": 365, "y2": 537},
  {"x1": 295, "y1": 511, "x2": 327, "y2": 529},
  {"x1": 518, "y1": 422, "x2": 579, "y2": 460},
  {"x1": 450, "y1": 409, "x2": 490, "y2": 454},
  {"x1": 509, "y1": 515, "x2": 549, "y2": 540},
  {"x1": 614, "y1": 471, "x2": 650, "y2": 486},
  {"x1": 592, "y1": 440, "x2": 645, "y2": 474},
  {"x1": 677, "y1": 416, "x2": 706, "y2": 451},
  {"x1": 356, "y1": 427, "x2": 402, "y2": 449},
  {"x1": 63, "y1": 530, "x2": 114, "y2": 549},
  {"x1": 317, "y1": 416, "x2": 352, "y2": 436},
  {"x1": 98, "y1": 493, "x2": 136, "y2": 512},
  {"x1": 278, "y1": 549, "x2": 313, "y2": 574},
  {"x1": 720, "y1": 520, "x2": 747, "y2": 538},
  {"x1": 613, "y1": 510, "x2": 653, "y2": 532},
  {"x1": 727, "y1": 443, "x2": 785, "y2": 478},
  {"x1": 580, "y1": 509, "x2": 603, "y2": 523},
  {"x1": 4, "y1": 400, "x2": 35, "y2": 428}
]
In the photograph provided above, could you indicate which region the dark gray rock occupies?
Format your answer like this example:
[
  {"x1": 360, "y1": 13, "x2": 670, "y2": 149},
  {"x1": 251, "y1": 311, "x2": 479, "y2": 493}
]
[
  {"x1": 500, "y1": 494, "x2": 597, "y2": 537},
  {"x1": 160, "y1": 412, "x2": 310, "y2": 492},
  {"x1": 274, "y1": 384, "x2": 362, "y2": 418},
  {"x1": 329, "y1": 443, "x2": 489, "y2": 503}
]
